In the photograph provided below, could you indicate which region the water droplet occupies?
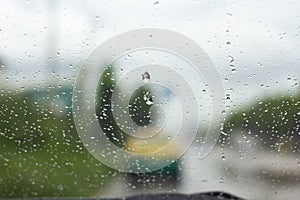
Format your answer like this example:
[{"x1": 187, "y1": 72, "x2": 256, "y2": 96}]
[
  {"x1": 221, "y1": 131, "x2": 228, "y2": 136},
  {"x1": 143, "y1": 91, "x2": 154, "y2": 105},
  {"x1": 227, "y1": 12, "x2": 233, "y2": 17},
  {"x1": 228, "y1": 55, "x2": 235, "y2": 64},
  {"x1": 153, "y1": 1, "x2": 159, "y2": 5},
  {"x1": 142, "y1": 72, "x2": 150, "y2": 83}
]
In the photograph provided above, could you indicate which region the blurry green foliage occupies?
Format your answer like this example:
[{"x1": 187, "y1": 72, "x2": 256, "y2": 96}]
[
  {"x1": 222, "y1": 93, "x2": 300, "y2": 152},
  {"x1": 96, "y1": 66, "x2": 155, "y2": 147},
  {"x1": 129, "y1": 85, "x2": 153, "y2": 127},
  {"x1": 0, "y1": 89, "x2": 111, "y2": 197},
  {"x1": 96, "y1": 66, "x2": 127, "y2": 148}
]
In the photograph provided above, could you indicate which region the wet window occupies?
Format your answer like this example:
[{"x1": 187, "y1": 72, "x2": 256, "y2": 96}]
[{"x1": 0, "y1": 1, "x2": 299, "y2": 199}]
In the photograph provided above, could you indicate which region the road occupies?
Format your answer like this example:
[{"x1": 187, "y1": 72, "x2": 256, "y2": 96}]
[{"x1": 97, "y1": 145, "x2": 300, "y2": 200}]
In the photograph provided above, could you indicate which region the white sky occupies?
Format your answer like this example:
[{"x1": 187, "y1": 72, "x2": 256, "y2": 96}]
[{"x1": 0, "y1": 0, "x2": 299, "y2": 106}]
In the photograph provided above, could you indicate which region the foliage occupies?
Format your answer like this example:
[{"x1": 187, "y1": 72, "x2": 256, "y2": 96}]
[
  {"x1": 221, "y1": 93, "x2": 300, "y2": 152},
  {"x1": 0, "y1": 89, "x2": 111, "y2": 197}
]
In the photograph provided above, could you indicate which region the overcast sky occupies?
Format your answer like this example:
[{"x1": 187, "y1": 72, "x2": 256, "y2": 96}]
[{"x1": 0, "y1": 0, "x2": 299, "y2": 106}]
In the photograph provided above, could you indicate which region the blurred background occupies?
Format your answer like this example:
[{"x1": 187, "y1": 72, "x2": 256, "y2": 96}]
[{"x1": 0, "y1": 0, "x2": 299, "y2": 199}]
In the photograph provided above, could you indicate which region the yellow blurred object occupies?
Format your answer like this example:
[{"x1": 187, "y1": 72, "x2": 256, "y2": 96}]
[{"x1": 125, "y1": 130, "x2": 180, "y2": 157}]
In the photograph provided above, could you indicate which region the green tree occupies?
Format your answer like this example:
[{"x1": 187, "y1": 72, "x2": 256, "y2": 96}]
[
  {"x1": 221, "y1": 94, "x2": 300, "y2": 152},
  {"x1": 96, "y1": 66, "x2": 155, "y2": 147}
]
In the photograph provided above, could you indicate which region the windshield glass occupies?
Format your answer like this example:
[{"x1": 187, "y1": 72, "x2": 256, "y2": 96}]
[{"x1": 0, "y1": 1, "x2": 299, "y2": 199}]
